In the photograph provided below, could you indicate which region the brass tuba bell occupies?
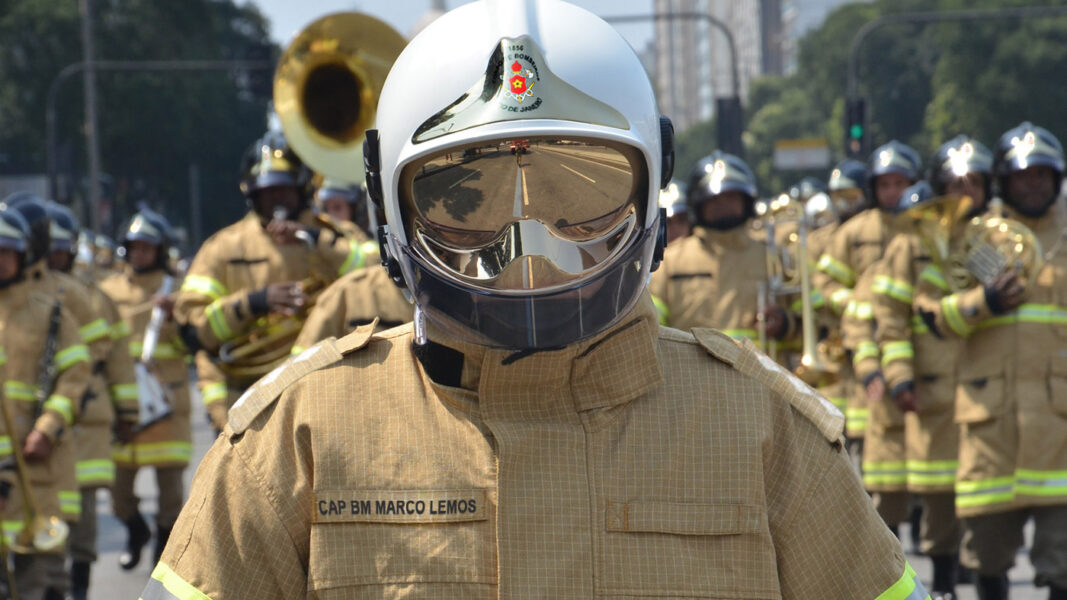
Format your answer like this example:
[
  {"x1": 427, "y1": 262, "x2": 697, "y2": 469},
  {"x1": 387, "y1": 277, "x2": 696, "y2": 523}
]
[{"x1": 273, "y1": 12, "x2": 407, "y2": 184}]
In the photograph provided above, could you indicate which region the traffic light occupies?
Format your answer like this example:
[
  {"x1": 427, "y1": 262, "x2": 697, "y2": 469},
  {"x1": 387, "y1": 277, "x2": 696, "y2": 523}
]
[
  {"x1": 716, "y1": 96, "x2": 744, "y2": 157},
  {"x1": 845, "y1": 97, "x2": 866, "y2": 159}
]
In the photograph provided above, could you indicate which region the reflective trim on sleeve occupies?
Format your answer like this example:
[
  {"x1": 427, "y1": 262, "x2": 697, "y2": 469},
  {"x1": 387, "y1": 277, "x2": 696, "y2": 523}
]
[
  {"x1": 290, "y1": 345, "x2": 307, "y2": 356},
  {"x1": 0, "y1": 346, "x2": 6, "y2": 366},
  {"x1": 79, "y1": 318, "x2": 111, "y2": 344},
  {"x1": 790, "y1": 289, "x2": 826, "y2": 312},
  {"x1": 141, "y1": 562, "x2": 215, "y2": 600},
  {"x1": 3, "y1": 381, "x2": 35, "y2": 401},
  {"x1": 880, "y1": 341, "x2": 914, "y2": 367},
  {"x1": 817, "y1": 254, "x2": 856, "y2": 287},
  {"x1": 55, "y1": 344, "x2": 91, "y2": 371},
  {"x1": 205, "y1": 300, "x2": 235, "y2": 341},
  {"x1": 918, "y1": 265, "x2": 949, "y2": 292},
  {"x1": 875, "y1": 562, "x2": 931, "y2": 600},
  {"x1": 77, "y1": 458, "x2": 117, "y2": 486},
  {"x1": 111, "y1": 383, "x2": 139, "y2": 402},
  {"x1": 650, "y1": 294, "x2": 670, "y2": 326},
  {"x1": 827, "y1": 396, "x2": 848, "y2": 413},
  {"x1": 910, "y1": 315, "x2": 930, "y2": 336},
  {"x1": 906, "y1": 459, "x2": 958, "y2": 487},
  {"x1": 59, "y1": 489, "x2": 81, "y2": 518},
  {"x1": 338, "y1": 239, "x2": 373, "y2": 275},
  {"x1": 129, "y1": 341, "x2": 185, "y2": 361},
  {"x1": 956, "y1": 476, "x2": 1015, "y2": 510},
  {"x1": 110, "y1": 320, "x2": 132, "y2": 340},
  {"x1": 200, "y1": 382, "x2": 228, "y2": 406},
  {"x1": 941, "y1": 294, "x2": 974, "y2": 337},
  {"x1": 1016, "y1": 468, "x2": 1067, "y2": 498},
  {"x1": 853, "y1": 340, "x2": 879, "y2": 366},
  {"x1": 975, "y1": 303, "x2": 1067, "y2": 331},
  {"x1": 830, "y1": 287, "x2": 854, "y2": 314},
  {"x1": 862, "y1": 460, "x2": 908, "y2": 487},
  {"x1": 872, "y1": 275, "x2": 915, "y2": 304},
  {"x1": 113, "y1": 441, "x2": 193, "y2": 466},
  {"x1": 846, "y1": 407, "x2": 868, "y2": 435},
  {"x1": 0, "y1": 436, "x2": 10, "y2": 459},
  {"x1": 845, "y1": 299, "x2": 874, "y2": 321},
  {"x1": 180, "y1": 275, "x2": 229, "y2": 301},
  {"x1": 44, "y1": 394, "x2": 75, "y2": 426}
]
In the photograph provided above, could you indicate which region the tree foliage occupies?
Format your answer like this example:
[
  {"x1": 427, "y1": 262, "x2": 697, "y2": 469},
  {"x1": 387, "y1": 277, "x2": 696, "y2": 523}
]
[
  {"x1": 0, "y1": 0, "x2": 274, "y2": 246},
  {"x1": 674, "y1": 0, "x2": 1067, "y2": 196}
]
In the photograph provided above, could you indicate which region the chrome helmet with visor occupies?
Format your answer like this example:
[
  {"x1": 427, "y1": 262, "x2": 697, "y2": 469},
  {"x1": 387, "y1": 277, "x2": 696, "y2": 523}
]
[{"x1": 369, "y1": 0, "x2": 671, "y2": 350}]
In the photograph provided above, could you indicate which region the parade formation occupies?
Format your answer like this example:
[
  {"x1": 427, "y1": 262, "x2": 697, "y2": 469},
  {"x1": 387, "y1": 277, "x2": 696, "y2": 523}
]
[{"x1": 0, "y1": 0, "x2": 1066, "y2": 599}]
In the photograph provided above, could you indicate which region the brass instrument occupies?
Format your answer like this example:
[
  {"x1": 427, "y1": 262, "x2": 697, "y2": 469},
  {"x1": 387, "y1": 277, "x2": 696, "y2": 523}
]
[
  {"x1": 134, "y1": 275, "x2": 175, "y2": 432},
  {"x1": 757, "y1": 194, "x2": 834, "y2": 384},
  {"x1": 907, "y1": 194, "x2": 1043, "y2": 293},
  {"x1": 273, "y1": 12, "x2": 407, "y2": 185}
]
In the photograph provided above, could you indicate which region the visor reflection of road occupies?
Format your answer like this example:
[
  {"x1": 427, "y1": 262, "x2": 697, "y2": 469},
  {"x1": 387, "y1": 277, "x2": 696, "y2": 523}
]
[{"x1": 413, "y1": 143, "x2": 634, "y2": 234}]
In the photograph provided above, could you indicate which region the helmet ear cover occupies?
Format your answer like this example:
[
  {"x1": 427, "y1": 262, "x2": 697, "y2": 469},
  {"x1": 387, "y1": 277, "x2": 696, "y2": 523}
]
[
  {"x1": 659, "y1": 116, "x2": 675, "y2": 189},
  {"x1": 363, "y1": 129, "x2": 384, "y2": 207}
]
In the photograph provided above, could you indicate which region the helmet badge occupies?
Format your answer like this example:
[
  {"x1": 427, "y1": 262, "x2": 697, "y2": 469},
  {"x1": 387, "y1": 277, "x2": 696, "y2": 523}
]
[
  {"x1": 500, "y1": 41, "x2": 541, "y2": 108},
  {"x1": 947, "y1": 142, "x2": 974, "y2": 177}
]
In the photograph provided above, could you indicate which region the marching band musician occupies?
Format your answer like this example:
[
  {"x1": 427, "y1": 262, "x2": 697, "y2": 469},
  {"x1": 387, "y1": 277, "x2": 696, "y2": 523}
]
[
  {"x1": 142, "y1": 2, "x2": 925, "y2": 598},
  {"x1": 313, "y1": 179, "x2": 381, "y2": 265},
  {"x1": 0, "y1": 203, "x2": 91, "y2": 600},
  {"x1": 99, "y1": 210, "x2": 192, "y2": 574},
  {"x1": 173, "y1": 131, "x2": 357, "y2": 431},
  {"x1": 45, "y1": 201, "x2": 140, "y2": 599}
]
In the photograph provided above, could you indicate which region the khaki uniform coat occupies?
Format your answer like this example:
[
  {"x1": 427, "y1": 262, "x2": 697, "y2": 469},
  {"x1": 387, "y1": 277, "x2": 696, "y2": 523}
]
[{"x1": 141, "y1": 298, "x2": 929, "y2": 600}]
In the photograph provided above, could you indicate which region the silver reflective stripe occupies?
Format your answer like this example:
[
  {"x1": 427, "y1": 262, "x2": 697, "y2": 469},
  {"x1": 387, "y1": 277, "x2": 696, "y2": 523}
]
[
  {"x1": 140, "y1": 577, "x2": 180, "y2": 600},
  {"x1": 904, "y1": 574, "x2": 931, "y2": 600},
  {"x1": 1017, "y1": 476, "x2": 1067, "y2": 488}
]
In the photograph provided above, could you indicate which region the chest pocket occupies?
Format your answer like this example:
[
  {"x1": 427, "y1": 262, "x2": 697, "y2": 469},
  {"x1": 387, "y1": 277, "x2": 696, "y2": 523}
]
[
  {"x1": 851, "y1": 237, "x2": 885, "y2": 273},
  {"x1": 307, "y1": 490, "x2": 498, "y2": 598},
  {"x1": 597, "y1": 501, "x2": 780, "y2": 599}
]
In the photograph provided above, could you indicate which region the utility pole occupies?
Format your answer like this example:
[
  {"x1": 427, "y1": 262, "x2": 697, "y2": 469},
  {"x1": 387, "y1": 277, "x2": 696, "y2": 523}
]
[{"x1": 78, "y1": 0, "x2": 104, "y2": 232}]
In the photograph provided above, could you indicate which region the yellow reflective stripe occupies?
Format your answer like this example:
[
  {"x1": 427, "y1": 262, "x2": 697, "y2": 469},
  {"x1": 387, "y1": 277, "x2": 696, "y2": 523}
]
[
  {"x1": 918, "y1": 265, "x2": 949, "y2": 292},
  {"x1": 875, "y1": 562, "x2": 931, "y2": 600},
  {"x1": 910, "y1": 315, "x2": 929, "y2": 335},
  {"x1": 975, "y1": 303, "x2": 1067, "y2": 331},
  {"x1": 79, "y1": 318, "x2": 111, "y2": 344},
  {"x1": 906, "y1": 460, "x2": 958, "y2": 487},
  {"x1": 650, "y1": 294, "x2": 669, "y2": 326},
  {"x1": 205, "y1": 300, "x2": 235, "y2": 341},
  {"x1": 55, "y1": 343, "x2": 90, "y2": 371},
  {"x1": 817, "y1": 254, "x2": 856, "y2": 287},
  {"x1": 941, "y1": 294, "x2": 974, "y2": 337},
  {"x1": 1016, "y1": 468, "x2": 1067, "y2": 497},
  {"x1": 0, "y1": 347, "x2": 6, "y2": 366},
  {"x1": 846, "y1": 407, "x2": 869, "y2": 433},
  {"x1": 853, "y1": 340, "x2": 879, "y2": 365},
  {"x1": 44, "y1": 394, "x2": 74, "y2": 425},
  {"x1": 827, "y1": 396, "x2": 848, "y2": 413},
  {"x1": 338, "y1": 239, "x2": 368, "y2": 275},
  {"x1": 111, "y1": 383, "x2": 139, "y2": 401},
  {"x1": 290, "y1": 345, "x2": 307, "y2": 356},
  {"x1": 872, "y1": 274, "x2": 915, "y2": 304},
  {"x1": 113, "y1": 441, "x2": 193, "y2": 464},
  {"x1": 956, "y1": 476, "x2": 1015, "y2": 509},
  {"x1": 722, "y1": 328, "x2": 758, "y2": 341},
  {"x1": 200, "y1": 382, "x2": 228, "y2": 405},
  {"x1": 790, "y1": 289, "x2": 826, "y2": 312},
  {"x1": 830, "y1": 287, "x2": 853, "y2": 313},
  {"x1": 3, "y1": 380, "x2": 35, "y2": 401},
  {"x1": 143, "y1": 562, "x2": 215, "y2": 600},
  {"x1": 59, "y1": 490, "x2": 81, "y2": 516},
  {"x1": 863, "y1": 460, "x2": 908, "y2": 486},
  {"x1": 129, "y1": 341, "x2": 184, "y2": 360},
  {"x1": 0, "y1": 436, "x2": 11, "y2": 459},
  {"x1": 847, "y1": 300, "x2": 874, "y2": 321},
  {"x1": 110, "y1": 320, "x2": 132, "y2": 340},
  {"x1": 76, "y1": 458, "x2": 116, "y2": 485},
  {"x1": 180, "y1": 275, "x2": 228, "y2": 301},
  {"x1": 880, "y1": 341, "x2": 914, "y2": 367}
]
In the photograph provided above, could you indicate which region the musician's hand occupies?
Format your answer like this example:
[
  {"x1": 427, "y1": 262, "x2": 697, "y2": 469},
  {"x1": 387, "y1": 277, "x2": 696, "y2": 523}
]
[
  {"x1": 892, "y1": 387, "x2": 920, "y2": 413},
  {"x1": 265, "y1": 220, "x2": 306, "y2": 245},
  {"x1": 756, "y1": 306, "x2": 787, "y2": 340},
  {"x1": 114, "y1": 420, "x2": 135, "y2": 444},
  {"x1": 865, "y1": 373, "x2": 886, "y2": 404},
  {"x1": 985, "y1": 270, "x2": 1024, "y2": 315},
  {"x1": 264, "y1": 282, "x2": 306, "y2": 316},
  {"x1": 23, "y1": 430, "x2": 54, "y2": 462},
  {"x1": 153, "y1": 294, "x2": 176, "y2": 320}
]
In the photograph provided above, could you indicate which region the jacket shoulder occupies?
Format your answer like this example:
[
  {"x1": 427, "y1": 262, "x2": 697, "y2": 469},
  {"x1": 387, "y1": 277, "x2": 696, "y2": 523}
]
[
  {"x1": 227, "y1": 320, "x2": 380, "y2": 433},
  {"x1": 689, "y1": 327, "x2": 845, "y2": 443}
]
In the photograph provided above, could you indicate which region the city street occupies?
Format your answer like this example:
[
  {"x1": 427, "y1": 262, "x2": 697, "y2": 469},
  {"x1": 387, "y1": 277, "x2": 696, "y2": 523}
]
[{"x1": 91, "y1": 400, "x2": 1045, "y2": 599}]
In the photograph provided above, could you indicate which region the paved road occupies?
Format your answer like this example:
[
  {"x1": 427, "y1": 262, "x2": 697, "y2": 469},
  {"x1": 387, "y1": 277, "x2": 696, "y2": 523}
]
[{"x1": 92, "y1": 404, "x2": 1045, "y2": 600}]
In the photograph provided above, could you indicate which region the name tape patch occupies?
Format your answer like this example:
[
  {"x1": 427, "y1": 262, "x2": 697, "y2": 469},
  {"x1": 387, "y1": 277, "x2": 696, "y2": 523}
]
[{"x1": 313, "y1": 489, "x2": 489, "y2": 524}]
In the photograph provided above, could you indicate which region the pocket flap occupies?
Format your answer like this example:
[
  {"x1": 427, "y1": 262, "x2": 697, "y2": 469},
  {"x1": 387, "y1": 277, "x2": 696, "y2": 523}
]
[
  {"x1": 605, "y1": 501, "x2": 763, "y2": 536},
  {"x1": 955, "y1": 375, "x2": 1005, "y2": 424}
]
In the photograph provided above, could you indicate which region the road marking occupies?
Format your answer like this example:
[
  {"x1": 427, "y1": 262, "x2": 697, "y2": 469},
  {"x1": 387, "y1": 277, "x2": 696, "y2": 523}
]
[
  {"x1": 542, "y1": 147, "x2": 632, "y2": 174},
  {"x1": 448, "y1": 169, "x2": 479, "y2": 189},
  {"x1": 521, "y1": 166, "x2": 530, "y2": 206},
  {"x1": 514, "y1": 165, "x2": 524, "y2": 217},
  {"x1": 559, "y1": 163, "x2": 595, "y2": 183}
]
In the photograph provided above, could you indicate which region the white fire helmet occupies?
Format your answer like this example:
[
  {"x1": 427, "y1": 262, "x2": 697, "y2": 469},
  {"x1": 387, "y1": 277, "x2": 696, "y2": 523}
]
[{"x1": 366, "y1": 0, "x2": 673, "y2": 350}]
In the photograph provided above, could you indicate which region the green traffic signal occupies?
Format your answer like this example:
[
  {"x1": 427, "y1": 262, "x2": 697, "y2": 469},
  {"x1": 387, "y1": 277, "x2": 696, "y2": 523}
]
[{"x1": 849, "y1": 124, "x2": 864, "y2": 139}]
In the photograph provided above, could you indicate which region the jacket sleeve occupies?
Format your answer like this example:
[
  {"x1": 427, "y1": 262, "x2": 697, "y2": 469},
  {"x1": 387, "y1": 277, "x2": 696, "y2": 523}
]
[
  {"x1": 35, "y1": 311, "x2": 90, "y2": 441},
  {"x1": 174, "y1": 240, "x2": 265, "y2": 355},
  {"x1": 914, "y1": 263, "x2": 992, "y2": 339},
  {"x1": 292, "y1": 276, "x2": 350, "y2": 354},
  {"x1": 872, "y1": 237, "x2": 917, "y2": 392},
  {"x1": 142, "y1": 435, "x2": 308, "y2": 600},
  {"x1": 812, "y1": 224, "x2": 857, "y2": 316},
  {"x1": 96, "y1": 291, "x2": 139, "y2": 424},
  {"x1": 842, "y1": 268, "x2": 880, "y2": 385}
]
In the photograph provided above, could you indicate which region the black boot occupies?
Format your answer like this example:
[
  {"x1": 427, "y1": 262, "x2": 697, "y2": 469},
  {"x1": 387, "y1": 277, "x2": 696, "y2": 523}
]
[
  {"x1": 119, "y1": 513, "x2": 151, "y2": 570},
  {"x1": 72, "y1": 561, "x2": 90, "y2": 600},
  {"x1": 931, "y1": 554, "x2": 958, "y2": 598},
  {"x1": 909, "y1": 502, "x2": 923, "y2": 553},
  {"x1": 154, "y1": 523, "x2": 173, "y2": 564},
  {"x1": 1049, "y1": 585, "x2": 1067, "y2": 600},
  {"x1": 975, "y1": 574, "x2": 1009, "y2": 600}
]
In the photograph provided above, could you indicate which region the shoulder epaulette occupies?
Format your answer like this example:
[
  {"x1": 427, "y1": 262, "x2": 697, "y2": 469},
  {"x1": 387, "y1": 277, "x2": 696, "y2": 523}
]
[
  {"x1": 691, "y1": 328, "x2": 844, "y2": 443},
  {"x1": 228, "y1": 319, "x2": 379, "y2": 434}
]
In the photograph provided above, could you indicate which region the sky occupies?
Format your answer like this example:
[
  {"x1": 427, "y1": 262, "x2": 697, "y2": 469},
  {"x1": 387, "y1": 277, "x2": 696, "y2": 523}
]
[{"x1": 250, "y1": 0, "x2": 656, "y2": 53}]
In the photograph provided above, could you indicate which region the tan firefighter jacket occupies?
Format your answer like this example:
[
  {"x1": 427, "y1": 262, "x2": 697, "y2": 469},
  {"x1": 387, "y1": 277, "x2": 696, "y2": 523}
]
[
  {"x1": 292, "y1": 265, "x2": 413, "y2": 354},
  {"x1": 175, "y1": 210, "x2": 358, "y2": 412},
  {"x1": 871, "y1": 232, "x2": 962, "y2": 494},
  {"x1": 649, "y1": 223, "x2": 798, "y2": 349},
  {"x1": 100, "y1": 267, "x2": 193, "y2": 468},
  {"x1": 914, "y1": 206, "x2": 1067, "y2": 516},
  {"x1": 142, "y1": 295, "x2": 929, "y2": 600},
  {"x1": 0, "y1": 275, "x2": 90, "y2": 540}
]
